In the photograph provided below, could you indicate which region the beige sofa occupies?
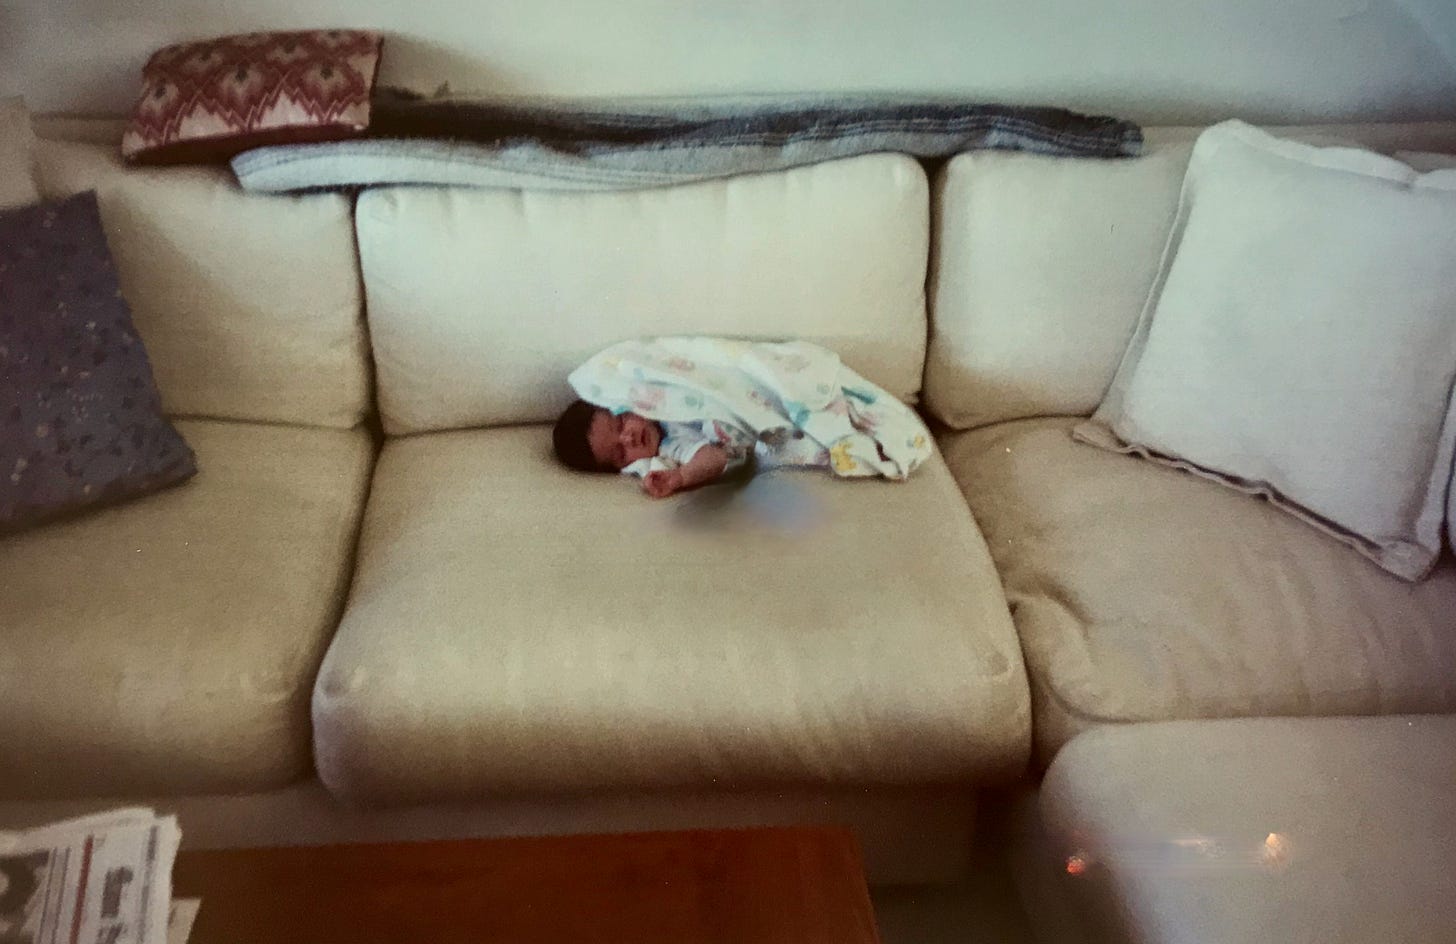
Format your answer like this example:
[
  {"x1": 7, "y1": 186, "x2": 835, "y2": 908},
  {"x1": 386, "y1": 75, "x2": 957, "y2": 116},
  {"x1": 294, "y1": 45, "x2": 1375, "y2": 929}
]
[{"x1": 2, "y1": 104, "x2": 1454, "y2": 905}]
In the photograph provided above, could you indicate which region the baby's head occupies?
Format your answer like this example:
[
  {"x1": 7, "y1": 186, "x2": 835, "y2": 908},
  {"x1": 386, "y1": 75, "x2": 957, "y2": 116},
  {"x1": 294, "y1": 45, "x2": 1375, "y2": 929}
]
[{"x1": 552, "y1": 399, "x2": 661, "y2": 473}]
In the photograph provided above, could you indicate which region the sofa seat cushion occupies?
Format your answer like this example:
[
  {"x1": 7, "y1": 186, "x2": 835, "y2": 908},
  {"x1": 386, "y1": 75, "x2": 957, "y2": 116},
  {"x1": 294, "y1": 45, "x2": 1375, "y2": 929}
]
[
  {"x1": 939, "y1": 418, "x2": 1456, "y2": 764},
  {"x1": 1031, "y1": 716, "x2": 1456, "y2": 944},
  {"x1": 313, "y1": 427, "x2": 1029, "y2": 804},
  {"x1": 0, "y1": 420, "x2": 373, "y2": 799}
]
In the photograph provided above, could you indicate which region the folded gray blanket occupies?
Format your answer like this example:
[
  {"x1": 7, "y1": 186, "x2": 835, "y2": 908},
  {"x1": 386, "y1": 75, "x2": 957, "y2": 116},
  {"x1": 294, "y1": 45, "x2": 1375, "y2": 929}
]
[{"x1": 232, "y1": 93, "x2": 1142, "y2": 193}]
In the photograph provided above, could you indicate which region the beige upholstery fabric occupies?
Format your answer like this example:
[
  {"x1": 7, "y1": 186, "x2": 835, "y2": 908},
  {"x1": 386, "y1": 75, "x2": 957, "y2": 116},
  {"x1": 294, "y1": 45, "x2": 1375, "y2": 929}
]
[
  {"x1": 927, "y1": 121, "x2": 1456, "y2": 431},
  {"x1": 355, "y1": 154, "x2": 929, "y2": 433},
  {"x1": 31, "y1": 139, "x2": 370, "y2": 429},
  {"x1": 1032, "y1": 716, "x2": 1456, "y2": 944},
  {"x1": 315, "y1": 427, "x2": 1028, "y2": 803},
  {"x1": 0, "y1": 98, "x2": 39, "y2": 209},
  {"x1": 940, "y1": 418, "x2": 1456, "y2": 764},
  {"x1": 0, "y1": 421, "x2": 374, "y2": 799},
  {"x1": 926, "y1": 142, "x2": 1191, "y2": 429}
]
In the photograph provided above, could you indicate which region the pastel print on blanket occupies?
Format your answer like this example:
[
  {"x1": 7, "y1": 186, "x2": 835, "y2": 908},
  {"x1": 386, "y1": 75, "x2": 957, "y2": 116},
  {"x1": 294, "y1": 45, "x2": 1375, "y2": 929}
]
[{"x1": 568, "y1": 338, "x2": 933, "y2": 480}]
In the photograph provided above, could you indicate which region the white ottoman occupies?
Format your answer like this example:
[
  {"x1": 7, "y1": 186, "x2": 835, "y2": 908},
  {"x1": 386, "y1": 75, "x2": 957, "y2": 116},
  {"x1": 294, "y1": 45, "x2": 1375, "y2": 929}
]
[{"x1": 1015, "y1": 716, "x2": 1456, "y2": 944}]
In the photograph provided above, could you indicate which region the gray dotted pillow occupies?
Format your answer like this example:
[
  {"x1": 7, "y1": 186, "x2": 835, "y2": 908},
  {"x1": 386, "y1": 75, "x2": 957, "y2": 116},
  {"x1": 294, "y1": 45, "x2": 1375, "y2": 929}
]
[{"x1": 1, "y1": 190, "x2": 196, "y2": 534}]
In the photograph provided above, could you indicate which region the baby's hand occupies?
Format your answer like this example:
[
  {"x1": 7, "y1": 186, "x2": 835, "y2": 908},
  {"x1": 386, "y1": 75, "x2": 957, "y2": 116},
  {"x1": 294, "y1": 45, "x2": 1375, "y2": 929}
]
[{"x1": 643, "y1": 469, "x2": 684, "y2": 499}]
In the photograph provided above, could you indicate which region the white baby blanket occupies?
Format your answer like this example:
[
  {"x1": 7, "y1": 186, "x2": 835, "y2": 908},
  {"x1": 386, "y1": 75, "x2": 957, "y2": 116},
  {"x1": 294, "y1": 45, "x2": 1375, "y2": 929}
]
[{"x1": 568, "y1": 337, "x2": 933, "y2": 480}]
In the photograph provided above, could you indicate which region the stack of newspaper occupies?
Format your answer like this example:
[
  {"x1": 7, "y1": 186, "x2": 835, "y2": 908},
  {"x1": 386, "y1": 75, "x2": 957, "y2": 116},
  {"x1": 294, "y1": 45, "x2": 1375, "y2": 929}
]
[{"x1": 0, "y1": 808, "x2": 195, "y2": 944}]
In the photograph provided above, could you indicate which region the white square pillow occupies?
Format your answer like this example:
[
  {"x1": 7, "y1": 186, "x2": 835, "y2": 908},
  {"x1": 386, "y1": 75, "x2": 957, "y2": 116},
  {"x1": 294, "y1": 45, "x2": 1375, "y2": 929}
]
[{"x1": 1077, "y1": 120, "x2": 1456, "y2": 581}]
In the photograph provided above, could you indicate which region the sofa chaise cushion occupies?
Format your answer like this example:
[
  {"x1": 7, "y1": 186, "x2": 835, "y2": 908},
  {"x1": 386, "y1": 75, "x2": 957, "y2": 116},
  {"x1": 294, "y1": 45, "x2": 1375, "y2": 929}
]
[
  {"x1": 940, "y1": 418, "x2": 1456, "y2": 764},
  {"x1": 313, "y1": 427, "x2": 1029, "y2": 803},
  {"x1": 0, "y1": 420, "x2": 373, "y2": 799},
  {"x1": 1027, "y1": 716, "x2": 1456, "y2": 944}
]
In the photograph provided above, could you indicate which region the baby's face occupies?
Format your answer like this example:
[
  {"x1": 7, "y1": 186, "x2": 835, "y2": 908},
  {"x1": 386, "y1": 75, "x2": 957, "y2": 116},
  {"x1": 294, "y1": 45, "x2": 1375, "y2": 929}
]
[{"x1": 587, "y1": 409, "x2": 661, "y2": 470}]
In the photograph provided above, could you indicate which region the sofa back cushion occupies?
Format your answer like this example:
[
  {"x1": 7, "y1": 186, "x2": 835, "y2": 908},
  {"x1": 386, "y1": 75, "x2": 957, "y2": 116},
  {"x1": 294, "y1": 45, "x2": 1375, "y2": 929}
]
[
  {"x1": 31, "y1": 135, "x2": 370, "y2": 429},
  {"x1": 1, "y1": 99, "x2": 39, "y2": 209},
  {"x1": 355, "y1": 153, "x2": 929, "y2": 434},
  {"x1": 927, "y1": 122, "x2": 1456, "y2": 430}
]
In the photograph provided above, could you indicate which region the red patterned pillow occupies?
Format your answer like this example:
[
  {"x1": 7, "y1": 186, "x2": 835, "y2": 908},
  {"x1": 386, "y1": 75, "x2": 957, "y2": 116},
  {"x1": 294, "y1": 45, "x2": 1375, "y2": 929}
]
[{"x1": 122, "y1": 30, "x2": 382, "y2": 165}]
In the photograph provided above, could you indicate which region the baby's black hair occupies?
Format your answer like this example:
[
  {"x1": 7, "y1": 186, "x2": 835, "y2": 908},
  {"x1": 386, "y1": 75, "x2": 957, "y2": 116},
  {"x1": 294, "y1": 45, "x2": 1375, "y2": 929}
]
[{"x1": 553, "y1": 399, "x2": 611, "y2": 473}]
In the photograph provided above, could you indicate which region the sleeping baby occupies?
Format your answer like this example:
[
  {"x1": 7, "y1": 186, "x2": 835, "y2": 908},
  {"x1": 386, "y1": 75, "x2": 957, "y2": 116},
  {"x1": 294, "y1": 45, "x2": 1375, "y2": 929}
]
[
  {"x1": 552, "y1": 399, "x2": 828, "y2": 498},
  {"x1": 551, "y1": 337, "x2": 933, "y2": 497}
]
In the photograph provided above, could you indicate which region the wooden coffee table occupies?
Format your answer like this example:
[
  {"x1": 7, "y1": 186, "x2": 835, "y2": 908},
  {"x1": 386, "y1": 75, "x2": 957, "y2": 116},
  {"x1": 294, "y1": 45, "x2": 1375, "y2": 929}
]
[{"x1": 173, "y1": 825, "x2": 881, "y2": 943}]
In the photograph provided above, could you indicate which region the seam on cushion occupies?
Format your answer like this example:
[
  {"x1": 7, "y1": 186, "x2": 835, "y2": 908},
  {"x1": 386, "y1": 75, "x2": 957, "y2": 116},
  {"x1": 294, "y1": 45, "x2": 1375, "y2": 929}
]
[
  {"x1": 1009, "y1": 576, "x2": 1311, "y2": 730},
  {"x1": 1080, "y1": 425, "x2": 1436, "y2": 581},
  {"x1": 1218, "y1": 120, "x2": 1443, "y2": 187},
  {"x1": 1034, "y1": 666, "x2": 1154, "y2": 727},
  {"x1": 1026, "y1": 609, "x2": 1456, "y2": 731},
  {"x1": 1005, "y1": 579, "x2": 1137, "y2": 729},
  {"x1": 349, "y1": 188, "x2": 382, "y2": 435},
  {"x1": 272, "y1": 432, "x2": 377, "y2": 719},
  {"x1": 167, "y1": 412, "x2": 362, "y2": 434},
  {"x1": 1023, "y1": 648, "x2": 1134, "y2": 730},
  {"x1": 307, "y1": 437, "x2": 384, "y2": 794}
]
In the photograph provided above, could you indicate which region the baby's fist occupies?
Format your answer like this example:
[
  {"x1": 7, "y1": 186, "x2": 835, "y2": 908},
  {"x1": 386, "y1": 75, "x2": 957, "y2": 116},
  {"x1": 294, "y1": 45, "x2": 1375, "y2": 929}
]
[{"x1": 643, "y1": 469, "x2": 683, "y2": 499}]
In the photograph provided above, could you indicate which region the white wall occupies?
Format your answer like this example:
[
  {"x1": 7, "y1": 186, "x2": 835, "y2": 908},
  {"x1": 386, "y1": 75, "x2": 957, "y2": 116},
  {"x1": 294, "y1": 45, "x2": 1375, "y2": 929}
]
[{"x1": 3, "y1": 0, "x2": 1455, "y2": 123}]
